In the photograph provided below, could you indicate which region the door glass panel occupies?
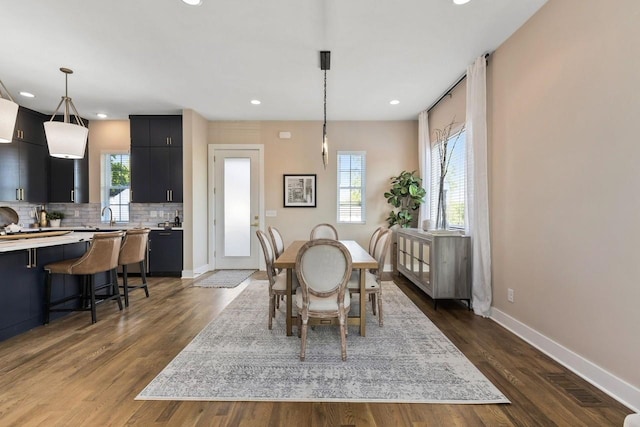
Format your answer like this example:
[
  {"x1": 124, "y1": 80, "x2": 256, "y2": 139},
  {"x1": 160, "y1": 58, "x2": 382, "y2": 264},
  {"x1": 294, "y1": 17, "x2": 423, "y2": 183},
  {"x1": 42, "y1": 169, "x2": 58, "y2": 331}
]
[{"x1": 224, "y1": 158, "x2": 250, "y2": 256}]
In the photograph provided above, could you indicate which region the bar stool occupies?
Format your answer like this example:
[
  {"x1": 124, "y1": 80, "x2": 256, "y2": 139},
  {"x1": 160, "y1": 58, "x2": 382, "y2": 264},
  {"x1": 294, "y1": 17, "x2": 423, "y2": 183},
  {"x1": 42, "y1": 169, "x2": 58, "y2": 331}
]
[
  {"x1": 44, "y1": 231, "x2": 124, "y2": 324},
  {"x1": 118, "y1": 228, "x2": 150, "y2": 307}
]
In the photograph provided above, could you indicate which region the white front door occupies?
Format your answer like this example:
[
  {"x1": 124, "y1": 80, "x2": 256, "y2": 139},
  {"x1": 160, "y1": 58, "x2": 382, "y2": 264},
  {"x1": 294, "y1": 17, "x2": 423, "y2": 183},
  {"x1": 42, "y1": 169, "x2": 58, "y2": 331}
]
[{"x1": 209, "y1": 146, "x2": 263, "y2": 269}]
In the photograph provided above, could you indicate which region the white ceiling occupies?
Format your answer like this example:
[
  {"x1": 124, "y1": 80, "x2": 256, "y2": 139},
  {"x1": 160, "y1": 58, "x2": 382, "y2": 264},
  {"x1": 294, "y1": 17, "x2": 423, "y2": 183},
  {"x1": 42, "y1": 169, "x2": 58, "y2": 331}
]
[{"x1": 1, "y1": 0, "x2": 547, "y2": 121}]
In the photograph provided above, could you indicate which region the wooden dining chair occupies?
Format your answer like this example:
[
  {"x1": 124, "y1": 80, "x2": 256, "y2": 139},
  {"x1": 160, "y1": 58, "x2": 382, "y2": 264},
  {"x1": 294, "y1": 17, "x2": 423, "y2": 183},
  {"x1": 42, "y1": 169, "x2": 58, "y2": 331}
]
[
  {"x1": 256, "y1": 229, "x2": 288, "y2": 329},
  {"x1": 348, "y1": 228, "x2": 391, "y2": 326},
  {"x1": 368, "y1": 226, "x2": 386, "y2": 256},
  {"x1": 310, "y1": 223, "x2": 338, "y2": 240},
  {"x1": 295, "y1": 239, "x2": 352, "y2": 361}
]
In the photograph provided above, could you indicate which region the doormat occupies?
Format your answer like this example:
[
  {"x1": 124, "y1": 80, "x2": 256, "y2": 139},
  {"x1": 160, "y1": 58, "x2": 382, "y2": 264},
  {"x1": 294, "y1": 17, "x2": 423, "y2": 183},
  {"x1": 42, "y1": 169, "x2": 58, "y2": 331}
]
[{"x1": 192, "y1": 270, "x2": 257, "y2": 288}]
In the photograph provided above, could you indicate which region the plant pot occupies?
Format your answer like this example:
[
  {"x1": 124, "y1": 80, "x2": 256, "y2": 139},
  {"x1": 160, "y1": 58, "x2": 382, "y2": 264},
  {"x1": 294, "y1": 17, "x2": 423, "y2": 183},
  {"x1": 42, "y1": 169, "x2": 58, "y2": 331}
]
[{"x1": 49, "y1": 219, "x2": 61, "y2": 227}]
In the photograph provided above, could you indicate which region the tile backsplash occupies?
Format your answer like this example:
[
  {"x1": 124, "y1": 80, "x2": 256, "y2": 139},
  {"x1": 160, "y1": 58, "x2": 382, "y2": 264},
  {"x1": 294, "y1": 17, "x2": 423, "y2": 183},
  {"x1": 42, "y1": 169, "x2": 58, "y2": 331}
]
[{"x1": 1, "y1": 202, "x2": 183, "y2": 228}]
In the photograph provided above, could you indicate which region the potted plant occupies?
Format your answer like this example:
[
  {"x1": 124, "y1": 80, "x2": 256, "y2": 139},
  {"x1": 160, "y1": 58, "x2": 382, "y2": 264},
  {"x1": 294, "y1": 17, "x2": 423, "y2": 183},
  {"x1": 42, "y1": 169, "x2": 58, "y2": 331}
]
[
  {"x1": 384, "y1": 170, "x2": 426, "y2": 228},
  {"x1": 47, "y1": 211, "x2": 65, "y2": 227}
]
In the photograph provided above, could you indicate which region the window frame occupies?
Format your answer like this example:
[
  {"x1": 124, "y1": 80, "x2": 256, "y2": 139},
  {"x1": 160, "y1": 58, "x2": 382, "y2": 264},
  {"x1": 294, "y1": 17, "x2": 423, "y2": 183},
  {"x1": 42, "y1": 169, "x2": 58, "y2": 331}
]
[
  {"x1": 430, "y1": 127, "x2": 467, "y2": 230},
  {"x1": 101, "y1": 151, "x2": 131, "y2": 224},
  {"x1": 336, "y1": 151, "x2": 366, "y2": 224}
]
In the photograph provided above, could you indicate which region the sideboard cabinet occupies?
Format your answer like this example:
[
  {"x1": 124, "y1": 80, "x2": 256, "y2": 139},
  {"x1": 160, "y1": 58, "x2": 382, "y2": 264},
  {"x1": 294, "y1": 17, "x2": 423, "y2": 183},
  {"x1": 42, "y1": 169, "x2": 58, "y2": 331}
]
[{"x1": 396, "y1": 228, "x2": 471, "y2": 308}]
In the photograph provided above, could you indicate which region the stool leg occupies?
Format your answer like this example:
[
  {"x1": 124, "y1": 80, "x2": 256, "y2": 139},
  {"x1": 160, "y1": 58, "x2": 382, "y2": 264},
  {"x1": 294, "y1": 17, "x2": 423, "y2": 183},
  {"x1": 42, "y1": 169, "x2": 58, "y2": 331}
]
[
  {"x1": 140, "y1": 261, "x2": 149, "y2": 298},
  {"x1": 90, "y1": 274, "x2": 97, "y2": 324},
  {"x1": 112, "y1": 268, "x2": 123, "y2": 310},
  {"x1": 122, "y1": 265, "x2": 129, "y2": 307},
  {"x1": 44, "y1": 270, "x2": 52, "y2": 324}
]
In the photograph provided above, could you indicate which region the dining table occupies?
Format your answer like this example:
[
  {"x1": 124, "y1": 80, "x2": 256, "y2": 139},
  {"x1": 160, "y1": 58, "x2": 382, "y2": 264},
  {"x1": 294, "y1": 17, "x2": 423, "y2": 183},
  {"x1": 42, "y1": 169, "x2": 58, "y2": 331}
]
[{"x1": 273, "y1": 240, "x2": 378, "y2": 337}]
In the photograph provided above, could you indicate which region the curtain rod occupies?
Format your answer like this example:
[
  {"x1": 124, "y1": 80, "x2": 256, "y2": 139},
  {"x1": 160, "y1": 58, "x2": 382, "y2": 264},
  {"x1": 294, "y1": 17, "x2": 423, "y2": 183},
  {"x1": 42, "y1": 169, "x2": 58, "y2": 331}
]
[{"x1": 425, "y1": 52, "x2": 490, "y2": 114}]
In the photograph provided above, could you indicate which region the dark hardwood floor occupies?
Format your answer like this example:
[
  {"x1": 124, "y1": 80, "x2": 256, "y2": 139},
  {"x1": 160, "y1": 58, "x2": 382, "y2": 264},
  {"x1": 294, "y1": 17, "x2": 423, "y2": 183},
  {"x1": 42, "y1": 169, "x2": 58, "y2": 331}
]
[{"x1": 0, "y1": 272, "x2": 632, "y2": 426}]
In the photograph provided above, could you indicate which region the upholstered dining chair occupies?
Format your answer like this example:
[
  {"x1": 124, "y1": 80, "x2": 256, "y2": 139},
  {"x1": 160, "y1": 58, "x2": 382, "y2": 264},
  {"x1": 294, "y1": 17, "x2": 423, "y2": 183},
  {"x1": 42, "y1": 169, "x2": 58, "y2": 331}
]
[
  {"x1": 44, "y1": 231, "x2": 125, "y2": 324},
  {"x1": 295, "y1": 239, "x2": 352, "y2": 361},
  {"x1": 268, "y1": 226, "x2": 285, "y2": 274},
  {"x1": 118, "y1": 228, "x2": 150, "y2": 307},
  {"x1": 256, "y1": 229, "x2": 288, "y2": 329},
  {"x1": 368, "y1": 226, "x2": 386, "y2": 256},
  {"x1": 310, "y1": 223, "x2": 338, "y2": 240},
  {"x1": 348, "y1": 228, "x2": 391, "y2": 326}
]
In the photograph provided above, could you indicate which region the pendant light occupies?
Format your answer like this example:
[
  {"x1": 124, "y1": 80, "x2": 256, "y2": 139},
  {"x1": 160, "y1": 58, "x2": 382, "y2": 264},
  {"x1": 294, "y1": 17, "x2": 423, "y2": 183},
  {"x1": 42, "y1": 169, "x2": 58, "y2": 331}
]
[
  {"x1": 44, "y1": 67, "x2": 88, "y2": 159},
  {"x1": 0, "y1": 79, "x2": 19, "y2": 143},
  {"x1": 320, "y1": 51, "x2": 330, "y2": 169}
]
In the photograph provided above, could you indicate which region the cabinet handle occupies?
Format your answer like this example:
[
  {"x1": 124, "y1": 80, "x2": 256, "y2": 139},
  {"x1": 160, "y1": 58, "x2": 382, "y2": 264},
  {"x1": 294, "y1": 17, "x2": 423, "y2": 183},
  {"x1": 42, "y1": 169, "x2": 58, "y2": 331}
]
[
  {"x1": 71, "y1": 190, "x2": 75, "y2": 202},
  {"x1": 32, "y1": 248, "x2": 37, "y2": 267},
  {"x1": 166, "y1": 190, "x2": 170, "y2": 201},
  {"x1": 22, "y1": 188, "x2": 25, "y2": 200},
  {"x1": 166, "y1": 137, "x2": 170, "y2": 145},
  {"x1": 16, "y1": 188, "x2": 20, "y2": 200},
  {"x1": 159, "y1": 232, "x2": 172, "y2": 236},
  {"x1": 169, "y1": 189, "x2": 173, "y2": 201},
  {"x1": 130, "y1": 190, "x2": 133, "y2": 202},
  {"x1": 27, "y1": 248, "x2": 32, "y2": 268}
]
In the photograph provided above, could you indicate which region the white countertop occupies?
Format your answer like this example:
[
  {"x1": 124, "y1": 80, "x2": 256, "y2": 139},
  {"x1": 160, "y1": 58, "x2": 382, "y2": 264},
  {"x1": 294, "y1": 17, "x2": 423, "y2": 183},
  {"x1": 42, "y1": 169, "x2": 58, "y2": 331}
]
[{"x1": 0, "y1": 232, "x2": 96, "y2": 253}]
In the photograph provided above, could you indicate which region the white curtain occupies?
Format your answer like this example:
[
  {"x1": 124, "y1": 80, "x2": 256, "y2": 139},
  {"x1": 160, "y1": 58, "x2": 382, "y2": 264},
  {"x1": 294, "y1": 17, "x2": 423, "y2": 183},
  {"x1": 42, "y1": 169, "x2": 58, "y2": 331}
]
[
  {"x1": 465, "y1": 56, "x2": 492, "y2": 317},
  {"x1": 418, "y1": 110, "x2": 431, "y2": 228}
]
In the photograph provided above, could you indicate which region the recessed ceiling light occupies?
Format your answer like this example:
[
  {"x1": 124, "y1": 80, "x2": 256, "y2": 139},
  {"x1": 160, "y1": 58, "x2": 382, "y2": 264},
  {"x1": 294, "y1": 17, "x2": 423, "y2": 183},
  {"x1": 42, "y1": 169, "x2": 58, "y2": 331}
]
[
  {"x1": 96, "y1": 113, "x2": 108, "y2": 119},
  {"x1": 182, "y1": 0, "x2": 202, "y2": 5},
  {"x1": 390, "y1": 100, "x2": 400, "y2": 105},
  {"x1": 250, "y1": 99, "x2": 261, "y2": 105},
  {"x1": 19, "y1": 91, "x2": 35, "y2": 98},
  {"x1": 453, "y1": 0, "x2": 471, "y2": 4}
]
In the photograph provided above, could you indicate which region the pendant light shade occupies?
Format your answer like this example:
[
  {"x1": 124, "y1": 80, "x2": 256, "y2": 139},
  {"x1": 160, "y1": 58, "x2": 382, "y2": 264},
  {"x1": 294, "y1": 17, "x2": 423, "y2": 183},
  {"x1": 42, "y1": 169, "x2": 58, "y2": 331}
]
[
  {"x1": 44, "y1": 67, "x2": 88, "y2": 159},
  {"x1": 0, "y1": 80, "x2": 19, "y2": 143},
  {"x1": 320, "y1": 51, "x2": 330, "y2": 169}
]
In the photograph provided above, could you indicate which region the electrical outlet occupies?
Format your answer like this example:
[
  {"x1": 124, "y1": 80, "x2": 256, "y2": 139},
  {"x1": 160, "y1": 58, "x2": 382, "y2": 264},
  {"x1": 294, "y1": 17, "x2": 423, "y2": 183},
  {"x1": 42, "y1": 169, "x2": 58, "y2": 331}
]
[
  {"x1": 150, "y1": 211, "x2": 157, "y2": 218},
  {"x1": 507, "y1": 288, "x2": 514, "y2": 303},
  {"x1": 74, "y1": 210, "x2": 79, "y2": 217}
]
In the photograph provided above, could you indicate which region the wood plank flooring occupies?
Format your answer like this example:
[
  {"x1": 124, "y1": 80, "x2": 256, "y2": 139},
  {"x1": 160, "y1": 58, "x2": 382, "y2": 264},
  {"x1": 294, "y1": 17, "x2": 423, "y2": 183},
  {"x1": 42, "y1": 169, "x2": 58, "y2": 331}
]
[{"x1": 0, "y1": 272, "x2": 632, "y2": 426}]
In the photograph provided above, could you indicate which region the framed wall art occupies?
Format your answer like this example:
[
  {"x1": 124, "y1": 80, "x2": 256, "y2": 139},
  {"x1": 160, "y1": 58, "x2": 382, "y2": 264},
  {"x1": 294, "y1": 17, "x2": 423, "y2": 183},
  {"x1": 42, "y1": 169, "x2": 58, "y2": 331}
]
[{"x1": 283, "y1": 174, "x2": 316, "y2": 207}]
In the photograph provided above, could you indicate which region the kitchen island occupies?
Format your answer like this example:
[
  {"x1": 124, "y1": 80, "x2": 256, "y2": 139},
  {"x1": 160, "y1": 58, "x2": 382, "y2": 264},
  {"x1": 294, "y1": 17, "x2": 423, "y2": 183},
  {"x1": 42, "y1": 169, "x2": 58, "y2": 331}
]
[{"x1": 0, "y1": 232, "x2": 99, "y2": 341}]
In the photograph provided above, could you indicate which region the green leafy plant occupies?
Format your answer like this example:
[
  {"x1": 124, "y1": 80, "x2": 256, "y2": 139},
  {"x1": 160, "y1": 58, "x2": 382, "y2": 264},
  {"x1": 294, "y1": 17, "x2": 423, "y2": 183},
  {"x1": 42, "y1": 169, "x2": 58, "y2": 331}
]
[
  {"x1": 384, "y1": 170, "x2": 426, "y2": 227},
  {"x1": 46, "y1": 211, "x2": 65, "y2": 220}
]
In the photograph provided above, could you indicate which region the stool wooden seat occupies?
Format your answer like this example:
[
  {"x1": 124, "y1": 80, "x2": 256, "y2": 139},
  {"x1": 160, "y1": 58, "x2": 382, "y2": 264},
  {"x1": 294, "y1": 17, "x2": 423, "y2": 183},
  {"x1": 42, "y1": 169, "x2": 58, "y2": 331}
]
[
  {"x1": 44, "y1": 231, "x2": 124, "y2": 324},
  {"x1": 118, "y1": 228, "x2": 150, "y2": 307}
]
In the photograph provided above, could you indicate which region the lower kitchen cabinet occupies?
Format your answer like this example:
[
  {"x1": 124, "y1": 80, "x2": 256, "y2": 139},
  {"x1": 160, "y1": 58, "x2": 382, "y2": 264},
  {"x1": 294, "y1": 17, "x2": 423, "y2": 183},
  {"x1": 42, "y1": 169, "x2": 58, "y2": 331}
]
[
  {"x1": 148, "y1": 230, "x2": 183, "y2": 276},
  {"x1": 0, "y1": 242, "x2": 89, "y2": 341}
]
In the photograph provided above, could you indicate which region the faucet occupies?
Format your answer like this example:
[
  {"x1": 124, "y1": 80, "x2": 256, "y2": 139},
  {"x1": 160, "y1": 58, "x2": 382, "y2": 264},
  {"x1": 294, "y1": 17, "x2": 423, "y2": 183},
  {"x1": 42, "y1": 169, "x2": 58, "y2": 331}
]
[{"x1": 101, "y1": 206, "x2": 115, "y2": 226}]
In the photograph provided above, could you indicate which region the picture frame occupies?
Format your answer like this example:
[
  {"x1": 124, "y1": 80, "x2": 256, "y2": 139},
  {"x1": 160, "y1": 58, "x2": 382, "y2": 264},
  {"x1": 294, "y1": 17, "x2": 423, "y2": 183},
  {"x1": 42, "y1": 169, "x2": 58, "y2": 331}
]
[{"x1": 283, "y1": 174, "x2": 316, "y2": 207}]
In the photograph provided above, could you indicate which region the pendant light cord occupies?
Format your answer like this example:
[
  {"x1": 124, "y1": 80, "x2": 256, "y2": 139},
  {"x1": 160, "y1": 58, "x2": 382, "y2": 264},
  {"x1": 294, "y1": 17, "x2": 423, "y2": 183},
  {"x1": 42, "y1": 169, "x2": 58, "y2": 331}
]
[{"x1": 323, "y1": 69, "x2": 327, "y2": 127}]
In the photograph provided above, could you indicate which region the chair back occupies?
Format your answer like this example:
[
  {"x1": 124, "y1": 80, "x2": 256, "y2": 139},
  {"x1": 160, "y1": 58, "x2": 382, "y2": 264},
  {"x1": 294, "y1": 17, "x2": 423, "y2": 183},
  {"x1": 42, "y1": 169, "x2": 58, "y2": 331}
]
[
  {"x1": 296, "y1": 239, "x2": 352, "y2": 301},
  {"x1": 372, "y1": 229, "x2": 391, "y2": 278},
  {"x1": 69, "y1": 231, "x2": 125, "y2": 275},
  {"x1": 268, "y1": 226, "x2": 285, "y2": 258},
  {"x1": 310, "y1": 223, "x2": 338, "y2": 240},
  {"x1": 118, "y1": 228, "x2": 150, "y2": 266},
  {"x1": 256, "y1": 229, "x2": 277, "y2": 285},
  {"x1": 368, "y1": 226, "x2": 385, "y2": 255}
]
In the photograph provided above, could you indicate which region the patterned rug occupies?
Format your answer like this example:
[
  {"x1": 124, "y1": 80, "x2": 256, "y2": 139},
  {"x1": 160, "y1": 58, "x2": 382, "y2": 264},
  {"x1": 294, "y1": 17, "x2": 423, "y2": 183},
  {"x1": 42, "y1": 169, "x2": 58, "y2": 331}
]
[
  {"x1": 137, "y1": 280, "x2": 509, "y2": 404},
  {"x1": 192, "y1": 269, "x2": 256, "y2": 288}
]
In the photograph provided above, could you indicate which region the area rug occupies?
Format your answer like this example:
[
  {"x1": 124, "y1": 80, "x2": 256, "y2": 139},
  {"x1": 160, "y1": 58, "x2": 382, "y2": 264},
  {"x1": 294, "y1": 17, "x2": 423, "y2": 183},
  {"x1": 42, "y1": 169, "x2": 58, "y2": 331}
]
[
  {"x1": 137, "y1": 280, "x2": 509, "y2": 404},
  {"x1": 192, "y1": 269, "x2": 256, "y2": 288}
]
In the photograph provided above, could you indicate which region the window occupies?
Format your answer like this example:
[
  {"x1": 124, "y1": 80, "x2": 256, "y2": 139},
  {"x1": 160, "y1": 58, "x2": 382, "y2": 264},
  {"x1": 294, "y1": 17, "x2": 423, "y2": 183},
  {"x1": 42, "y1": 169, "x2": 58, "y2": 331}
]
[
  {"x1": 102, "y1": 153, "x2": 130, "y2": 223},
  {"x1": 430, "y1": 129, "x2": 466, "y2": 229},
  {"x1": 337, "y1": 151, "x2": 366, "y2": 223}
]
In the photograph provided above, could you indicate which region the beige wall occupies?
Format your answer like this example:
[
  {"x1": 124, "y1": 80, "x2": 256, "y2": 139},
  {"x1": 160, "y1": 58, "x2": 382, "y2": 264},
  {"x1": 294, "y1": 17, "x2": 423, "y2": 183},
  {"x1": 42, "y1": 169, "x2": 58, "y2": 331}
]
[
  {"x1": 489, "y1": 0, "x2": 640, "y2": 389},
  {"x1": 182, "y1": 110, "x2": 209, "y2": 276},
  {"x1": 87, "y1": 120, "x2": 130, "y2": 202},
  {"x1": 208, "y1": 121, "x2": 418, "y2": 249}
]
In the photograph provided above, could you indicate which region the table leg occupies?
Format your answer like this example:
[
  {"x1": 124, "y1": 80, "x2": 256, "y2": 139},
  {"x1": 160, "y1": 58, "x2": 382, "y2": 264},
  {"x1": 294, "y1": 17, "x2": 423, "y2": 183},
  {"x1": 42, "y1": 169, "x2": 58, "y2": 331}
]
[
  {"x1": 359, "y1": 267, "x2": 366, "y2": 336},
  {"x1": 286, "y1": 268, "x2": 293, "y2": 336}
]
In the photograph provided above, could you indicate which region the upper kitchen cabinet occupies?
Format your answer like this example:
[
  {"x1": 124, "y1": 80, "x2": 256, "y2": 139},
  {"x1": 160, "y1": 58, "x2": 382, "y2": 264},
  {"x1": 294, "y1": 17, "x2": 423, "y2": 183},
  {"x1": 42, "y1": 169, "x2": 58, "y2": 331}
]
[
  {"x1": 129, "y1": 115, "x2": 183, "y2": 203},
  {"x1": 130, "y1": 115, "x2": 182, "y2": 147},
  {"x1": 47, "y1": 115, "x2": 89, "y2": 203},
  {"x1": 0, "y1": 107, "x2": 48, "y2": 203}
]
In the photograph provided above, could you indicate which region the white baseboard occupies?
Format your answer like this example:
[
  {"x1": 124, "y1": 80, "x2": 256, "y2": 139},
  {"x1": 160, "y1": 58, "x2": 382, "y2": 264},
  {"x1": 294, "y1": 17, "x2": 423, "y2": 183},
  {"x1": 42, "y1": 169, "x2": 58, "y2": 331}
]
[
  {"x1": 491, "y1": 308, "x2": 640, "y2": 412},
  {"x1": 181, "y1": 264, "x2": 210, "y2": 279}
]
